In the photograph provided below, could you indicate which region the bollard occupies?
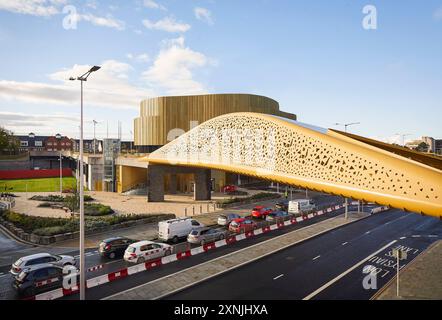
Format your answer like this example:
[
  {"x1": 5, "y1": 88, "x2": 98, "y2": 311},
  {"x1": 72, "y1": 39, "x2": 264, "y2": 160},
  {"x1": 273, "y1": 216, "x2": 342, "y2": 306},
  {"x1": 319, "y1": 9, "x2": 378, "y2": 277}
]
[
  {"x1": 185, "y1": 208, "x2": 187, "y2": 217},
  {"x1": 200, "y1": 205, "x2": 202, "y2": 214},
  {"x1": 207, "y1": 203, "x2": 210, "y2": 212},
  {"x1": 192, "y1": 206, "x2": 195, "y2": 216}
]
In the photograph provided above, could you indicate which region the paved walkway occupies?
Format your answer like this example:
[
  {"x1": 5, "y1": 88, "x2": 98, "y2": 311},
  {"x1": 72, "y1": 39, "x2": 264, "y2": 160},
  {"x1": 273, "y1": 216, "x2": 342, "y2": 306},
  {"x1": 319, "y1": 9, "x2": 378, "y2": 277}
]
[
  {"x1": 376, "y1": 240, "x2": 442, "y2": 300},
  {"x1": 105, "y1": 211, "x2": 369, "y2": 300}
]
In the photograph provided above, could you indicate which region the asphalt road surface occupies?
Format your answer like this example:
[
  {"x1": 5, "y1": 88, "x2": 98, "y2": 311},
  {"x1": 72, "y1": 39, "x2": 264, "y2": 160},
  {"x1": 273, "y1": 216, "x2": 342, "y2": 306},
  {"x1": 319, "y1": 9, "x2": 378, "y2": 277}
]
[{"x1": 164, "y1": 210, "x2": 442, "y2": 300}]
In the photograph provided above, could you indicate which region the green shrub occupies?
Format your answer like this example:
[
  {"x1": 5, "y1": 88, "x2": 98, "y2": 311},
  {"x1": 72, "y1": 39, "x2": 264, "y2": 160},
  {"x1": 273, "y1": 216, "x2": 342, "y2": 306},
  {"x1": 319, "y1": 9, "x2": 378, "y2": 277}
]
[
  {"x1": 84, "y1": 203, "x2": 114, "y2": 216},
  {"x1": 1, "y1": 211, "x2": 69, "y2": 233},
  {"x1": 30, "y1": 195, "x2": 65, "y2": 202},
  {"x1": 33, "y1": 226, "x2": 71, "y2": 236},
  {"x1": 37, "y1": 202, "x2": 52, "y2": 208}
]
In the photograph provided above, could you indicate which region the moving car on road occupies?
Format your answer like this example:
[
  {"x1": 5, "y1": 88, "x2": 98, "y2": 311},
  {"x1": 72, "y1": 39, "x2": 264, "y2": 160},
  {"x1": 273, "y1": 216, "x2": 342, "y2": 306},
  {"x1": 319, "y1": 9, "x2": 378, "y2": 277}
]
[
  {"x1": 217, "y1": 213, "x2": 242, "y2": 226},
  {"x1": 229, "y1": 218, "x2": 257, "y2": 233},
  {"x1": 222, "y1": 185, "x2": 237, "y2": 193},
  {"x1": 99, "y1": 237, "x2": 138, "y2": 259},
  {"x1": 124, "y1": 240, "x2": 172, "y2": 264},
  {"x1": 13, "y1": 263, "x2": 78, "y2": 297},
  {"x1": 251, "y1": 206, "x2": 273, "y2": 219},
  {"x1": 266, "y1": 210, "x2": 290, "y2": 222},
  {"x1": 288, "y1": 199, "x2": 316, "y2": 215},
  {"x1": 158, "y1": 217, "x2": 204, "y2": 243},
  {"x1": 275, "y1": 200, "x2": 289, "y2": 212},
  {"x1": 187, "y1": 227, "x2": 228, "y2": 245},
  {"x1": 10, "y1": 253, "x2": 76, "y2": 276}
]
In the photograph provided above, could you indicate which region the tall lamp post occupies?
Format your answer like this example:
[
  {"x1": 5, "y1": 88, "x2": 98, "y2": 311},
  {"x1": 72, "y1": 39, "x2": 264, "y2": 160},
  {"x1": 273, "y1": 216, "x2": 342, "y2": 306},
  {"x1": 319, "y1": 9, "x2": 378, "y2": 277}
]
[
  {"x1": 334, "y1": 122, "x2": 360, "y2": 218},
  {"x1": 69, "y1": 65, "x2": 101, "y2": 300},
  {"x1": 59, "y1": 151, "x2": 63, "y2": 195}
]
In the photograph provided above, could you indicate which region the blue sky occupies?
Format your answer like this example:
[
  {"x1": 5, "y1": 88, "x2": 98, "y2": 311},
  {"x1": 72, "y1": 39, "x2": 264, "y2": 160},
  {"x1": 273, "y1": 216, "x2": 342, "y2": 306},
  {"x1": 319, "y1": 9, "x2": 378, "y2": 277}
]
[{"x1": 0, "y1": 0, "x2": 441, "y2": 143}]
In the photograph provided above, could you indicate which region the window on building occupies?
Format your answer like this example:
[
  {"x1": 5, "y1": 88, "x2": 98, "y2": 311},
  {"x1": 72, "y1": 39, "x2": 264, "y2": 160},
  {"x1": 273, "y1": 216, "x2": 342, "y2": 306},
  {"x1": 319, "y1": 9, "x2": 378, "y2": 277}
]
[
  {"x1": 47, "y1": 142, "x2": 52, "y2": 146},
  {"x1": 35, "y1": 141, "x2": 43, "y2": 147},
  {"x1": 20, "y1": 141, "x2": 28, "y2": 147},
  {"x1": 47, "y1": 148, "x2": 52, "y2": 151}
]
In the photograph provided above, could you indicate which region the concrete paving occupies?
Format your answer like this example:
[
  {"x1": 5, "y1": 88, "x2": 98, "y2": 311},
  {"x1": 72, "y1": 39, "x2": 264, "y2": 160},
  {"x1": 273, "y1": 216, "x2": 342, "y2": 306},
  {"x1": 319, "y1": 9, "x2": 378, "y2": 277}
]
[
  {"x1": 105, "y1": 212, "x2": 369, "y2": 300},
  {"x1": 376, "y1": 240, "x2": 442, "y2": 300}
]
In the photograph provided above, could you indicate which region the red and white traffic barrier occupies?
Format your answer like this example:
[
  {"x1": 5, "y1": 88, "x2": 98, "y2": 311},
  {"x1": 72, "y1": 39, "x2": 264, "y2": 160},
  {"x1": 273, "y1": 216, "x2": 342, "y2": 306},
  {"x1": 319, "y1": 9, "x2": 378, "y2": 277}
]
[
  {"x1": 28, "y1": 203, "x2": 345, "y2": 300},
  {"x1": 87, "y1": 265, "x2": 104, "y2": 272}
]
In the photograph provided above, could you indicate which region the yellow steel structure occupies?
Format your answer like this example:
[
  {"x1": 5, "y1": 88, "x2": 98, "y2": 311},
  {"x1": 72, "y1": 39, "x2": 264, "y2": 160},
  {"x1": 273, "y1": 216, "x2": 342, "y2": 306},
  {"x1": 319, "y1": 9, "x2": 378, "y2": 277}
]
[{"x1": 148, "y1": 112, "x2": 442, "y2": 218}]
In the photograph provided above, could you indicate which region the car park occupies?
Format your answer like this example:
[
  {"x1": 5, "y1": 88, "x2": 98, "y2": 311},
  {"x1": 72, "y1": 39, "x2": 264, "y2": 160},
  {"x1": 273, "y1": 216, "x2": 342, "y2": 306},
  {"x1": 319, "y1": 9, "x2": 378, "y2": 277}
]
[
  {"x1": 187, "y1": 227, "x2": 228, "y2": 245},
  {"x1": 229, "y1": 218, "x2": 257, "y2": 233},
  {"x1": 266, "y1": 210, "x2": 290, "y2": 222},
  {"x1": 99, "y1": 237, "x2": 138, "y2": 259},
  {"x1": 124, "y1": 240, "x2": 172, "y2": 264},
  {"x1": 217, "y1": 213, "x2": 242, "y2": 226},
  {"x1": 13, "y1": 263, "x2": 78, "y2": 297},
  {"x1": 251, "y1": 206, "x2": 273, "y2": 219},
  {"x1": 158, "y1": 217, "x2": 204, "y2": 243},
  {"x1": 10, "y1": 253, "x2": 76, "y2": 276}
]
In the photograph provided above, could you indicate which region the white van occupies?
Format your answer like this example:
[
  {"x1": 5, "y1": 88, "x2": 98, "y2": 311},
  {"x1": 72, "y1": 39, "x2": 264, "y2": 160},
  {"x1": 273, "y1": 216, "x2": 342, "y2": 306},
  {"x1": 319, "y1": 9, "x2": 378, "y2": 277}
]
[
  {"x1": 158, "y1": 218, "x2": 204, "y2": 243},
  {"x1": 288, "y1": 199, "x2": 316, "y2": 215}
]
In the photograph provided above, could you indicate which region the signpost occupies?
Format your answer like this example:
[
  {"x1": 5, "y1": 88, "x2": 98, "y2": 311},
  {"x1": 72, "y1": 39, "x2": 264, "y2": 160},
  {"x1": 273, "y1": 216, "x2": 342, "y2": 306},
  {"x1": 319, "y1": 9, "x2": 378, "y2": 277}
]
[{"x1": 392, "y1": 248, "x2": 407, "y2": 297}]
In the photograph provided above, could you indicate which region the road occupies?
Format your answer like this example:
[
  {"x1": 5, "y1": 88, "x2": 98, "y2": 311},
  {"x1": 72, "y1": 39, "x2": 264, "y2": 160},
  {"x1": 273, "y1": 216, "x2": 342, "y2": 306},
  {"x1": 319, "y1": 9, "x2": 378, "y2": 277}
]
[
  {"x1": 0, "y1": 194, "x2": 344, "y2": 300},
  {"x1": 164, "y1": 210, "x2": 442, "y2": 300}
]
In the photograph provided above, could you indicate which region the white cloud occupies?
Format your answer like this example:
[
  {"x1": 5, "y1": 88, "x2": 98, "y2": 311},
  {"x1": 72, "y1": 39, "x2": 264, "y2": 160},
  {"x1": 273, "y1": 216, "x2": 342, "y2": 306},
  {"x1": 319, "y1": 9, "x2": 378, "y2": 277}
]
[
  {"x1": 434, "y1": 7, "x2": 442, "y2": 20},
  {"x1": 126, "y1": 53, "x2": 150, "y2": 63},
  {"x1": 142, "y1": 16, "x2": 191, "y2": 33},
  {"x1": 142, "y1": 37, "x2": 214, "y2": 95},
  {"x1": 143, "y1": 0, "x2": 166, "y2": 11},
  {"x1": 194, "y1": 7, "x2": 214, "y2": 25},
  {"x1": 0, "y1": 0, "x2": 66, "y2": 16},
  {"x1": 0, "y1": 60, "x2": 155, "y2": 110},
  {"x1": 78, "y1": 13, "x2": 125, "y2": 30}
]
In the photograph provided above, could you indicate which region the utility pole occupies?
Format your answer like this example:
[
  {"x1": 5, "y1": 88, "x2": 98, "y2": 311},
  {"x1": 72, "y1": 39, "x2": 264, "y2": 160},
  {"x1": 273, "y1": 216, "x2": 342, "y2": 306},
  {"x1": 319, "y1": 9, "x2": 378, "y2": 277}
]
[{"x1": 396, "y1": 133, "x2": 412, "y2": 147}]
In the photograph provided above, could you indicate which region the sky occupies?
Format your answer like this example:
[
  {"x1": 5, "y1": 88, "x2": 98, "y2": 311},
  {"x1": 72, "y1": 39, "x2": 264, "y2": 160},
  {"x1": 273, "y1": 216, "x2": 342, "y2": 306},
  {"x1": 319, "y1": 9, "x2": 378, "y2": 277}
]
[{"x1": 0, "y1": 0, "x2": 441, "y2": 143}]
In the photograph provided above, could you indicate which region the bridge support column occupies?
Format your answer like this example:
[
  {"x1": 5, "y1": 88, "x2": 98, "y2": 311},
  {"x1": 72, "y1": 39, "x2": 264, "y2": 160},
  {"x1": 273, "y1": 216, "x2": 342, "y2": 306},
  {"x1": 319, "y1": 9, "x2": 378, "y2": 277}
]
[
  {"x1": 194, "y1": 169, "x2": 211, "y2": 201},
  {"x1": 147, "y1": 165, "x2": 165, "y2": 202}
]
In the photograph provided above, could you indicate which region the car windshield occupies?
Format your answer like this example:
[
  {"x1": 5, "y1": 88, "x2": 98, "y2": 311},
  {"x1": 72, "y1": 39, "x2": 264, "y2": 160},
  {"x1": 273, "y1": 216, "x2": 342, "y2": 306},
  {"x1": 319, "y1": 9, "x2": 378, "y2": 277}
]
[
  {"x1": 231, "y1": 221, "x2": 239, "y2": 227},
  {"x1": 190, "y1": 230, "x2": 199, "y2": 235},
  {"x1": 219, "y1": 215, "x2": 227, "y2": 219},
  {"x1": 17, "y1": 271, "x2": 28, "y2": 281},
  {"x1": 127, "y1": 247, "x2": 136, "y2": 253},
  {"x1": 54, "y1": 255, "x2": 62, "y2": 261}
]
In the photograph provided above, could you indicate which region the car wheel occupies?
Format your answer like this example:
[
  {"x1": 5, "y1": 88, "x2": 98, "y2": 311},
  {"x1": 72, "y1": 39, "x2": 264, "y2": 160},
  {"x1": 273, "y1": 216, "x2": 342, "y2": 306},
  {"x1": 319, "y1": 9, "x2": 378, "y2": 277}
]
[
  {"x1": 137, "y1": 257, "x2": 145, "y2": 264},
  {"x1": 165, "y1": 249, "x2": 172, "y2": 256},
  {"x1": 63, "y1": 262, "x2": 72, "y2": 267},
  {"x1": 109, "y1": 252, "x2": 116, "y2": 259},
  {"x1": 172, "y1": 236, "x2": 179, "y2": 244},
  {"x1": 219, "y1": 234, "x2": 225, "y2": 240},
  {"x1": 201, "y1": 240, "x2": 206, "y2": 246}
]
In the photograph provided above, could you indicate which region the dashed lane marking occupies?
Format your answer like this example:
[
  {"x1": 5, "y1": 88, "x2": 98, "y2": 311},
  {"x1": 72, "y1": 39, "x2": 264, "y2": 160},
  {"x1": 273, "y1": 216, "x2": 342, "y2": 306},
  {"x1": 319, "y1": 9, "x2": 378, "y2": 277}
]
[
  {"x1": 399, "y1": 237, "x2": 406, "y2": 240},
  {"x1": 273, "y1": 274, "x2": 284, "y2": 280},
  {"x1": 312, "y1": 255, "x2": 321, "y2": 261},
  {"x1": 341, "y1": 242, "x2": 348, "y2": 246}
]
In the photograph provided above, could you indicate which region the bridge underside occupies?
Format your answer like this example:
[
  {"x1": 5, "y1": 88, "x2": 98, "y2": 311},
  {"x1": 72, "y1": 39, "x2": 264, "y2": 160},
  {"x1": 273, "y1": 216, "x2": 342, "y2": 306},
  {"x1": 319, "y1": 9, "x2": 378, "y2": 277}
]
[{"x1": 147, "y1": 112, "x2": 442, "y2": 219}]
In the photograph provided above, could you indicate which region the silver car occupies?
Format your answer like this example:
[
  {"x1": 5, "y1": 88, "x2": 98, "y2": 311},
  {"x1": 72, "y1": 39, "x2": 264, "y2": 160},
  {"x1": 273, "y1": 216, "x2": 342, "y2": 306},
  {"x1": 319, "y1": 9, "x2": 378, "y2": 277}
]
[
  {"x1": 10, "y1": 253, "x2": 76, "y2": 276},
  {"x1": 187, "y1": 227, "x2": 228, "y2": 245},
  {"x1": 217, "y1": 213, "x2": 241, "y2": 226}
]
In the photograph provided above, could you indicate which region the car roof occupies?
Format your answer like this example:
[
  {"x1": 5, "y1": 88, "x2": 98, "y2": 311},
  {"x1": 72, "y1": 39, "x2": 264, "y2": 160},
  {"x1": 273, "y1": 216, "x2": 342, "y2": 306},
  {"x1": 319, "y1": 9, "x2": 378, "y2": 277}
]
[
  {"x1": 102, "y1": 237, "x2": 129, "y2": 242},
  {"x1": 18, "y1": 253, "x2": 51, "y2": 262},
  {"x1": 253, "y1": 206, "x2": 264, "y2": 209},
  {"x1": 130, "y1": 240, "x2": 155, "y2": 247}
]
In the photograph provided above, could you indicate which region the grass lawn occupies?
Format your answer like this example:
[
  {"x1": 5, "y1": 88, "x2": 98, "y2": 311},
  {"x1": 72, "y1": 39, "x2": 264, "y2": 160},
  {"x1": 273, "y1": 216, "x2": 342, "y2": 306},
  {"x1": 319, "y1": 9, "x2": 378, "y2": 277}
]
[{"x1": 0, "y1": 177, "x2": 77, "y2": 192}]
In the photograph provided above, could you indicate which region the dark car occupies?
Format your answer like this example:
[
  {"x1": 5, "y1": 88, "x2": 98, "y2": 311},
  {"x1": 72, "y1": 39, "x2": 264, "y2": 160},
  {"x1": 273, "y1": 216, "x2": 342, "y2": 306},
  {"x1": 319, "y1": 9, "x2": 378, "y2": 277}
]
[
  {"x1": 99, "y1": 237, "x2": 137, "y2": 259},
  {"x1": 266, "y1": 210, "x2": 290, "y2": 222},
  {"x1": 275, "y1": 200, "x2": 289, "y2": 212},
  {"x1": 13, "y1": 264, "x2": 77, "y2": 297}
]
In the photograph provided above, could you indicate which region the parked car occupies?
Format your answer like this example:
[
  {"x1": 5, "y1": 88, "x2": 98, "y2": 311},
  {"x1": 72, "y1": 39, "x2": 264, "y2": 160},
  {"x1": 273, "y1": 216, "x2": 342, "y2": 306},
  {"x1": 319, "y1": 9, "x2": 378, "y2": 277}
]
[
  {"x1": 99, "y1": 237, "x2": 138, "y2": 259},
  {"x1": 217, "y1": 213, "x2": 242, "y2": 226},
  {"x1": 13, "y1": 263, "x2": 78, "y2": 297},
  {"x1": 222, "y1": 185, "x2": 237, "y2": 193},
  {"x1": 158, "y1": 218, "x2": 204, "y2": 243},
  {"x1": 275, "y1": 200, "x2": 289, "y2": 212},
  {"x1": 266, "y1": 210, "x2": 290, "y2": 222},
  {"x1": 187, "y1": 227, "x2": 228, "y2": 245},
  {"x1": 10, "y1": 253, "x2": 76, "y2": 276},
  {"x1": 251, "y1": 206, "x2": 273, "y2": 219},
  {"x1": 229, "y1": 218, "x2": 257, "y2": 233},
  {"x1": 124, "y1": 240, "x2": 172, "y2": 264}
]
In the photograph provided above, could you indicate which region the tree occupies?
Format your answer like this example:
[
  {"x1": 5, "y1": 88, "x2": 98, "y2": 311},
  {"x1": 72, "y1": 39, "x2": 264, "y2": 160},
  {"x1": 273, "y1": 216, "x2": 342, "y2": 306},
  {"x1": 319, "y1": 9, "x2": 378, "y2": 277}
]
[
  {"x1": 0, "y1": 126, "x2": 19, "y2": 155},
  {"x1": 414, "y1": 142, "x2": 429, "y2": 153}
]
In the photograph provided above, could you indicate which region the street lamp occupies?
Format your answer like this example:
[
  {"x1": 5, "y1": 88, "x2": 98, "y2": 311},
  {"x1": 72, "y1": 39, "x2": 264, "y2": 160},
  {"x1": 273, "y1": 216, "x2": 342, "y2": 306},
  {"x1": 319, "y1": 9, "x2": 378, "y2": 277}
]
[
  {"x1": 334, "y1": 122, "x2": 361, "y2": 133},
  {"x1": 395, "y1": 133, "x2": 412, "y2": 147},
  {"x1": 69, "y1": 65, "x2": 101, "y2": 300}
]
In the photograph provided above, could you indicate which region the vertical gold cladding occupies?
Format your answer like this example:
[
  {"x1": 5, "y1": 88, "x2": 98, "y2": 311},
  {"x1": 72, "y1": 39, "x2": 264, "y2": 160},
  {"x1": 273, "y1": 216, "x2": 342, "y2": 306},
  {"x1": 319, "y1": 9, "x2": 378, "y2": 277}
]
[
  {"x1": 148, "y1": 112, "x2": 442, "y2": 218},
  {"x1": 133, "y1": 94, "x2": 296, "y2": 146}
]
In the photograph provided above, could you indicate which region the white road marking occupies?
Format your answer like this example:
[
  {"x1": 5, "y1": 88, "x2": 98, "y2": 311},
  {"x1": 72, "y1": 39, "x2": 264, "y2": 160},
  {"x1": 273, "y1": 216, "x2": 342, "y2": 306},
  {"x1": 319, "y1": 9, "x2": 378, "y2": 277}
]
[
  {"x1": 365, "y1": 231, "x2": 371, "y2": 235},
  {"x1": 411, "y1": 235, "x2": 421, "y2": 238},
  {"x1": 273, "y1": 274, "x2": 284, "y2": 280},
  {"x1": 303, "y1": 240, "x2": 397, "y2": 300},
  {"x1": 428, "y1": 235, "x2": 438, "y2": 238},
  {"x1": 341, "y1": 242, "x2": 348, "y2": 246},
  {"x1": 312, "y1": 255, "x2": 321, "y2": 261},
  {"x1": 399, "y1": 237, "x2": 406, "y2": 240}
]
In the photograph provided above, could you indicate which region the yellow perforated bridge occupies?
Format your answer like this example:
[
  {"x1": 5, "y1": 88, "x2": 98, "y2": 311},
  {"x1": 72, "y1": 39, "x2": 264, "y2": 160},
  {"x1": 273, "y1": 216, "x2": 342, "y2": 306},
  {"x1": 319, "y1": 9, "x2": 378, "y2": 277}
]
[{"x1": 149, "y1": 112, "x2": 442, "y2": 218}]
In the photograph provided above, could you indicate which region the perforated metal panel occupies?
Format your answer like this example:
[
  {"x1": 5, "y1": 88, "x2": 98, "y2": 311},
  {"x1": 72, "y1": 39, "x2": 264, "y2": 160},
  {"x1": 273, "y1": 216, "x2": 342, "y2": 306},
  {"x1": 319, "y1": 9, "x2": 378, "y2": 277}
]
[{"x1": 149, "y1": 112, "x2": 442, "y2": 218}]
